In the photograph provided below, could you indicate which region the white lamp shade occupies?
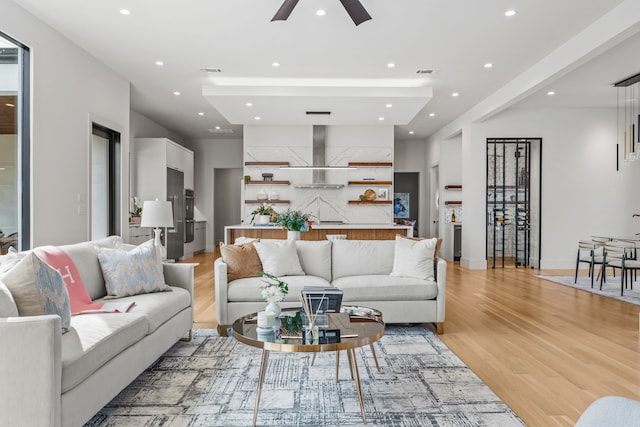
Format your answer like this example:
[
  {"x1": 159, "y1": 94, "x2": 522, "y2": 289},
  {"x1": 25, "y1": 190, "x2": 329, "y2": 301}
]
[{"x1": 140, "y1": 199, "x2": 174, "y2": 228}]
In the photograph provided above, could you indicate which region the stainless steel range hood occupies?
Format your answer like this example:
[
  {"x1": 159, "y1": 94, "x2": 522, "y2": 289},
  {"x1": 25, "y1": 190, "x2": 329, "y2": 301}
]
[{"x1": 286, "y1": 125, "x2": 351, "y2": 188}]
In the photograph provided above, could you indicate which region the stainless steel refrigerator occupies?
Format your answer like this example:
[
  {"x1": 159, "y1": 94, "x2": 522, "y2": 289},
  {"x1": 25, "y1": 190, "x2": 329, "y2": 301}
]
[{"x1": 166, "y1": 167, "x2": 184, "y2": 260}]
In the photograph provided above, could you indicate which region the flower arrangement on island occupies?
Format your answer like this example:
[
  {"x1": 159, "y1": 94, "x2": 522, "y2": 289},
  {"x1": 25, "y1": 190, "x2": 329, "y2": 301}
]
[
  {"x1": 275, "y1": 209, "x2": 314, "y2": 232},
  {"x1": 259, "y1": 271, "x2": 289, "y2": 303},
  {"x1": 249, "y1": 203, "x2": 276, "y2": 224}
]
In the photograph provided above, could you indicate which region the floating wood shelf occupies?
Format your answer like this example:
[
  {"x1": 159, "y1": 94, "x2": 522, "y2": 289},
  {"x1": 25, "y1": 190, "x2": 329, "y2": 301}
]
[
  {"x1": 445, "y1": 185, "x2": 462, "y2": 190},
  {"x1": 244, "y1": 161, "x2": 290, "y2": 166},
  {"x1": 347, "y1": 162, "x2": 393, "y2": 167},
  {"x1": 246, "y1": 180, "x2": 290, "y2": 185},
  {"x1": 444, "y1": 201, "x2": 463, "y2": 205},
  {"x1": 244, "y1": 200, "x2": 290, "y2": 204},
  {"x1": 348, "y1": 200, "x2": 393, "y2": 205},
  {"x1": 348, "y1": 180, "x2": 393, "y2": 185}
]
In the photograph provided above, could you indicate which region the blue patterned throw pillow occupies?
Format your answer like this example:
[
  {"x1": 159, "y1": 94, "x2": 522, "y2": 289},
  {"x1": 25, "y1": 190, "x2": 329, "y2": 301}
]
[
  {"x1": 97, "y1": 239, "x2": 171, "y2": 299},
  {"x1": 0, "y1": 252, "x2": 71, "y2": 332}
]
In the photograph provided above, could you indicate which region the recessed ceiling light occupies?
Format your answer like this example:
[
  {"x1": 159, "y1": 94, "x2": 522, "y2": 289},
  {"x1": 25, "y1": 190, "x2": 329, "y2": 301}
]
[
  {"x1": 215, "y1": 126, "x2": 221, "y2": 130},
  {"x1": 155, "y1": 61, "x2": 164, "y2": 66},
  {"x1": 547, "y1": 91, "x2": 555, "y2": 96},
  {"x1": 484, "y1": 63, "x2": 493, "y2": 68},
  {"x1": 505, "y1": 10, "x2": 516, "y2": 17},
  {"x1": 378, "y1": 117, "x2": 385, "y2": 121},
  {"x1": 119, "y1": 9, "x2": 131, "y2": 15},
  {"x1": 5, "y1": 103, "x2": 15, "y2": 107},
  {"x1": 452, "y1": 92, "x2": 459, "y2": 97},
  {"x1": 316, "y1": 9, "x2": 326, "y2": 16},
  {"x1": 272, "y1": 62, "x2": 280, "y2": 67},
  {"x1": 173, "y1": 91, "x2": 181, "y2": 96},
  {"x1": 386, "y1": 104, "x2": 392, "y2": 108},
  {"x1": 429, "y1": 113, "x2": 435, "y2": 117},
  {"x1": 254, "y1": 116, "x2": 261, "y2": 120},
  {"x1": 409, "y1": 131, "x2": 415, "y2": 135},
  {"x1": 198, "y1": 112, "x2": 204, "y2": 116},
  {"x1": 246, "y1": 102, "x2": 253, "y2": 107},
  {"x1": 387, "y1": 62, "x2": 396, "y2": 68}
]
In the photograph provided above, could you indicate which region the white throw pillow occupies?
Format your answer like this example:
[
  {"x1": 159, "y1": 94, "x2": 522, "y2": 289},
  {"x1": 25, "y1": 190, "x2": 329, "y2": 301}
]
[
  {"x1": 0, "y1": 280, "x2": 18, "y2": 317},
  {"x1": 253, "y1": 239, "x2": 305, "y2": 277},
  {"x1": 390, "y1": 236, "x2": 438, "y2": 280}
]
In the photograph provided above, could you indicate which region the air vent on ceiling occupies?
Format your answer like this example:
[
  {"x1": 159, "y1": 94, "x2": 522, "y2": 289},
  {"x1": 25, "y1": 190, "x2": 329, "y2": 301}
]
[
  {"x1": 208, "y1": 128, "x2": 234, "y2": 134},
  {"x1": 416, "y1": 69, "x2": 435, "y2": 74},
  {"x1": 306, "y1": 111, "x2": 331, "y2": 115},
  {"x1": 201, "y1": 68, "x2": 223, "y2": 73}
]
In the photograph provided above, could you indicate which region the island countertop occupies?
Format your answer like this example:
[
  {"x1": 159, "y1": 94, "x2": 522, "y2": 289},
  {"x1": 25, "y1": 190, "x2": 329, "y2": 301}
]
[{"x1": 224, "y1": 223, "x2": 412, "y2": 244}]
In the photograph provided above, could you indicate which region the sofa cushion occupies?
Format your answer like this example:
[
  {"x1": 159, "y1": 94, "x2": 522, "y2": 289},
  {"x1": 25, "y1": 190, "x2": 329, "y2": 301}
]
[
  {"x1": 94, "y1": 286, "x2": 191, "y2": 334},
  {"x1": 333, "y1": 274, "x2": 438, "y2": 301},
  {"x1": 0, "y1": 280, "x2": 18, "y2": 317},
  {"x1": 0, "y1": 252, "x2": 72, "y2": 332},
  {"x1": 253, "y1": 239, "x2": 305, "y2": 277},
  {"x1": 228, "y1": 275, "x2": 331, "y2": 302},
  {"x1": 390, "y1": 236, "x2": 438, "y2": 280},
  {"x1": 296, "y1": 240, "x2": 332, "y2": 282},
  {"x1": 332, "y1": 240, "x2": 395, "y2": 280},
  {"x1": 220, "y1": 241, "x2": 263, "y2": 281},
  {"x1": 59, "y1": 236, "x2": 124, "y2": 301},
  {"x1": 61, "y1": 312, "x2": 148, "y2": 393},
  {"x1": 97, "y1": 240, "x2": 171, "y2": 299}
]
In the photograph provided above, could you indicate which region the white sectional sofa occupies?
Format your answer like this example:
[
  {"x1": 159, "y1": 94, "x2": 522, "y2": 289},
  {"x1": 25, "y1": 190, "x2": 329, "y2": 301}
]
[
  {"x1": 215, "y1": 237, "x2": 446, "y2": 335},
  {"x1": 0, "y1": 237, "x2": 195, "y2": 427}
]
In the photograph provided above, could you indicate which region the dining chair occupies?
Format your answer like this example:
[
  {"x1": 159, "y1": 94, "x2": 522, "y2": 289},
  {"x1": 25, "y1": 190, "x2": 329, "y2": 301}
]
[
  {"x1": 601, "y1": 241, "x2": 639, "y2": 296},
  {"x1": 574, "y1": 239, "x2": 604, "y2": 288}
]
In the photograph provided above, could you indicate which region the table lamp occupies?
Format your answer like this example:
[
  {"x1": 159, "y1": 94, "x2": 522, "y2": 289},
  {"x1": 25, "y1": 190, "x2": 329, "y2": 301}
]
[{"x1": 140, "y1": 198, "x2": 174, "y2": 259}]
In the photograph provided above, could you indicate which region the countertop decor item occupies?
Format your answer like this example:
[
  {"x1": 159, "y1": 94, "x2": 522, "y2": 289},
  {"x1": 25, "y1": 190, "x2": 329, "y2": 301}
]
[
  {"x1": 275, "y1": 209, "x2": 314, "y2": 232},
  {"x1": 249, "y1": 203, "x2": 276, "y2": 224}
]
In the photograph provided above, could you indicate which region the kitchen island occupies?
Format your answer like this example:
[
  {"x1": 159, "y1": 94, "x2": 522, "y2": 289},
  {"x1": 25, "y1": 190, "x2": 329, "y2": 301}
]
[{"x1": 224, "y1": 223, "x2": 412, "y2": 244}]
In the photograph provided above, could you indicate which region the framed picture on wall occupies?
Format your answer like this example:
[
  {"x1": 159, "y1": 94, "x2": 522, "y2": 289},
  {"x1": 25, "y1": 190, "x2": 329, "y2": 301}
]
[
  {"x1": 377, "y1": 188, "x2": 388, "y2": 200},
  {"x1": 394, "y1": 193, "x2": 410, "y2": 219}
]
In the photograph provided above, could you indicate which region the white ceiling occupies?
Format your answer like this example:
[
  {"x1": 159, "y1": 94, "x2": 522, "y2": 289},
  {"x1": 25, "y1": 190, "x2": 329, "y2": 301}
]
[{"x1": 9, "y1": 0, "x2": 639, "y2": 140}]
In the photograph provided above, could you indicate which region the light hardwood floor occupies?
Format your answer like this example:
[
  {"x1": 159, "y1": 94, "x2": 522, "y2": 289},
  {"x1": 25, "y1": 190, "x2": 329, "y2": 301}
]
[{"x1": 184, "y1": 251, "x2": 640, "y2": 426}]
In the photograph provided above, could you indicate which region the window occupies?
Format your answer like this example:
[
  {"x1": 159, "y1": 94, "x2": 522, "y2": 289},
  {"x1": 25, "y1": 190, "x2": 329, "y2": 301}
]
[
  {"x1": 0, "y1": 32, "x2": 30, "y2": 253},
  {"x1": 91, "y1": 123, "x2": 121, "y2": 239}
]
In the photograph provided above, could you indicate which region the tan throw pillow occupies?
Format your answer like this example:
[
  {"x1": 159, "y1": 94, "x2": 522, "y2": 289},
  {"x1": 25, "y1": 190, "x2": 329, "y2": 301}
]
[{"x1": 220, "y1": 242, "x2": 263, "y2": 282}]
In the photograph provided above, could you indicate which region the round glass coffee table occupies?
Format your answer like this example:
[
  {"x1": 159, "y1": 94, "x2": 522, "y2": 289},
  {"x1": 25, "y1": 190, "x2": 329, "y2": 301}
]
[{"x1": 232, "y1": 306, "x2": 384, "y2": 426}]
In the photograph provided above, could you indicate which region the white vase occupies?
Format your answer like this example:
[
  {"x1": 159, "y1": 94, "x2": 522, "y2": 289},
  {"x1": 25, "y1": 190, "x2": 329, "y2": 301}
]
[
  {"x1": 265, "y1": 301, "x2": 281, "y2": 317},
  {"x1": 255, "y1": 214, "x2": 270, "y2": 225},
  {"x1": 287, "y1": 230, "x2": 301, "y2": 241}
]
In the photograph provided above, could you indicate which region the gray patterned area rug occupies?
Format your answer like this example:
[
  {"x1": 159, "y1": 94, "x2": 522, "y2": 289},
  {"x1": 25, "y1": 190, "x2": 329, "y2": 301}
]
[
  {"x1": 85, "y1": 326, "x2": 524, "y2": 426},
  {"x1": 537, "y1": 274, "x2": 640, "y2": 306}
]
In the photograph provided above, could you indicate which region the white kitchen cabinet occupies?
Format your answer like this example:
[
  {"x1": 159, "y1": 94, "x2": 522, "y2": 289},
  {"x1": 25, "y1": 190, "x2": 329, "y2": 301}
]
[
  {"x1": 128, "y1": 225, "x2": 153, "y2": 245},
  {"x1": 133, "y1": 138, "x2": 194, "y2": 202},
  {"x1": 194, "y1": 221, "x2": 206, "y2": 253}
]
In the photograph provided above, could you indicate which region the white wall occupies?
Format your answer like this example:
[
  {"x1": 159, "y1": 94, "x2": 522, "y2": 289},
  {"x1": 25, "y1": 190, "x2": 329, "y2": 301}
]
[
  {"x1": 439, "y1": 136, "x2": 462, "y2": 261},
  {"x1": 182, "y1": 138, "x2": 243, "y2": 251},
  {"x1": 432, "y1": 106, "x2": 639, "y2": 269},
  {"x1": 130, "y1": 110, "x2": 185, "y2": 145},
  {"x1": 1, "y1": 0, "x2": 131, "y2": 246},
  {"x1": 394, "y1": 139, "x2": 428, "y2": 237}
]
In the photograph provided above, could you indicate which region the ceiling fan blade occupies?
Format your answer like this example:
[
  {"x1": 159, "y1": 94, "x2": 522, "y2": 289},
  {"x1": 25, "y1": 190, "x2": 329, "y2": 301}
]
[
  {"x1": 339, "y1": 0, "x2": 372, "y2": 26},
  {"x1": 271, "y1": 0, "x2": 300, "y2": 21}
]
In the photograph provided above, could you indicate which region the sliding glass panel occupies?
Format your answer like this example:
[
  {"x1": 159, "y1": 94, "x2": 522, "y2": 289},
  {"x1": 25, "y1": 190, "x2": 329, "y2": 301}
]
[{"x1": 0, "y1": 32, "x2": 29, "y2": 253}]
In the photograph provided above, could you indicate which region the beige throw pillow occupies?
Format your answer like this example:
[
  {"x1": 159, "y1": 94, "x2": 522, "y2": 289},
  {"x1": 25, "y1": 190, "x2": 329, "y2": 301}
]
[{"x1": 220, "y1": 241, "x2": 263, "y2": 282}]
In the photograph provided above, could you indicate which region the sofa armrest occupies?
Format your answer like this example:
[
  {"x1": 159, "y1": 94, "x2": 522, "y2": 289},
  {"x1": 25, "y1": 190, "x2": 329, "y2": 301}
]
[
  {"x1": 214, "y1": 258, "x2": 229, "y2": 326},
  {"x1": 435, "y1": 257, "x2": 447, "y2": 323},
  {"x1": 163, "y1": 262, "x2": 196, "y2": 297},
  {"x1": 0, "y1": 315, "x2": 62, "y2": 427}
]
